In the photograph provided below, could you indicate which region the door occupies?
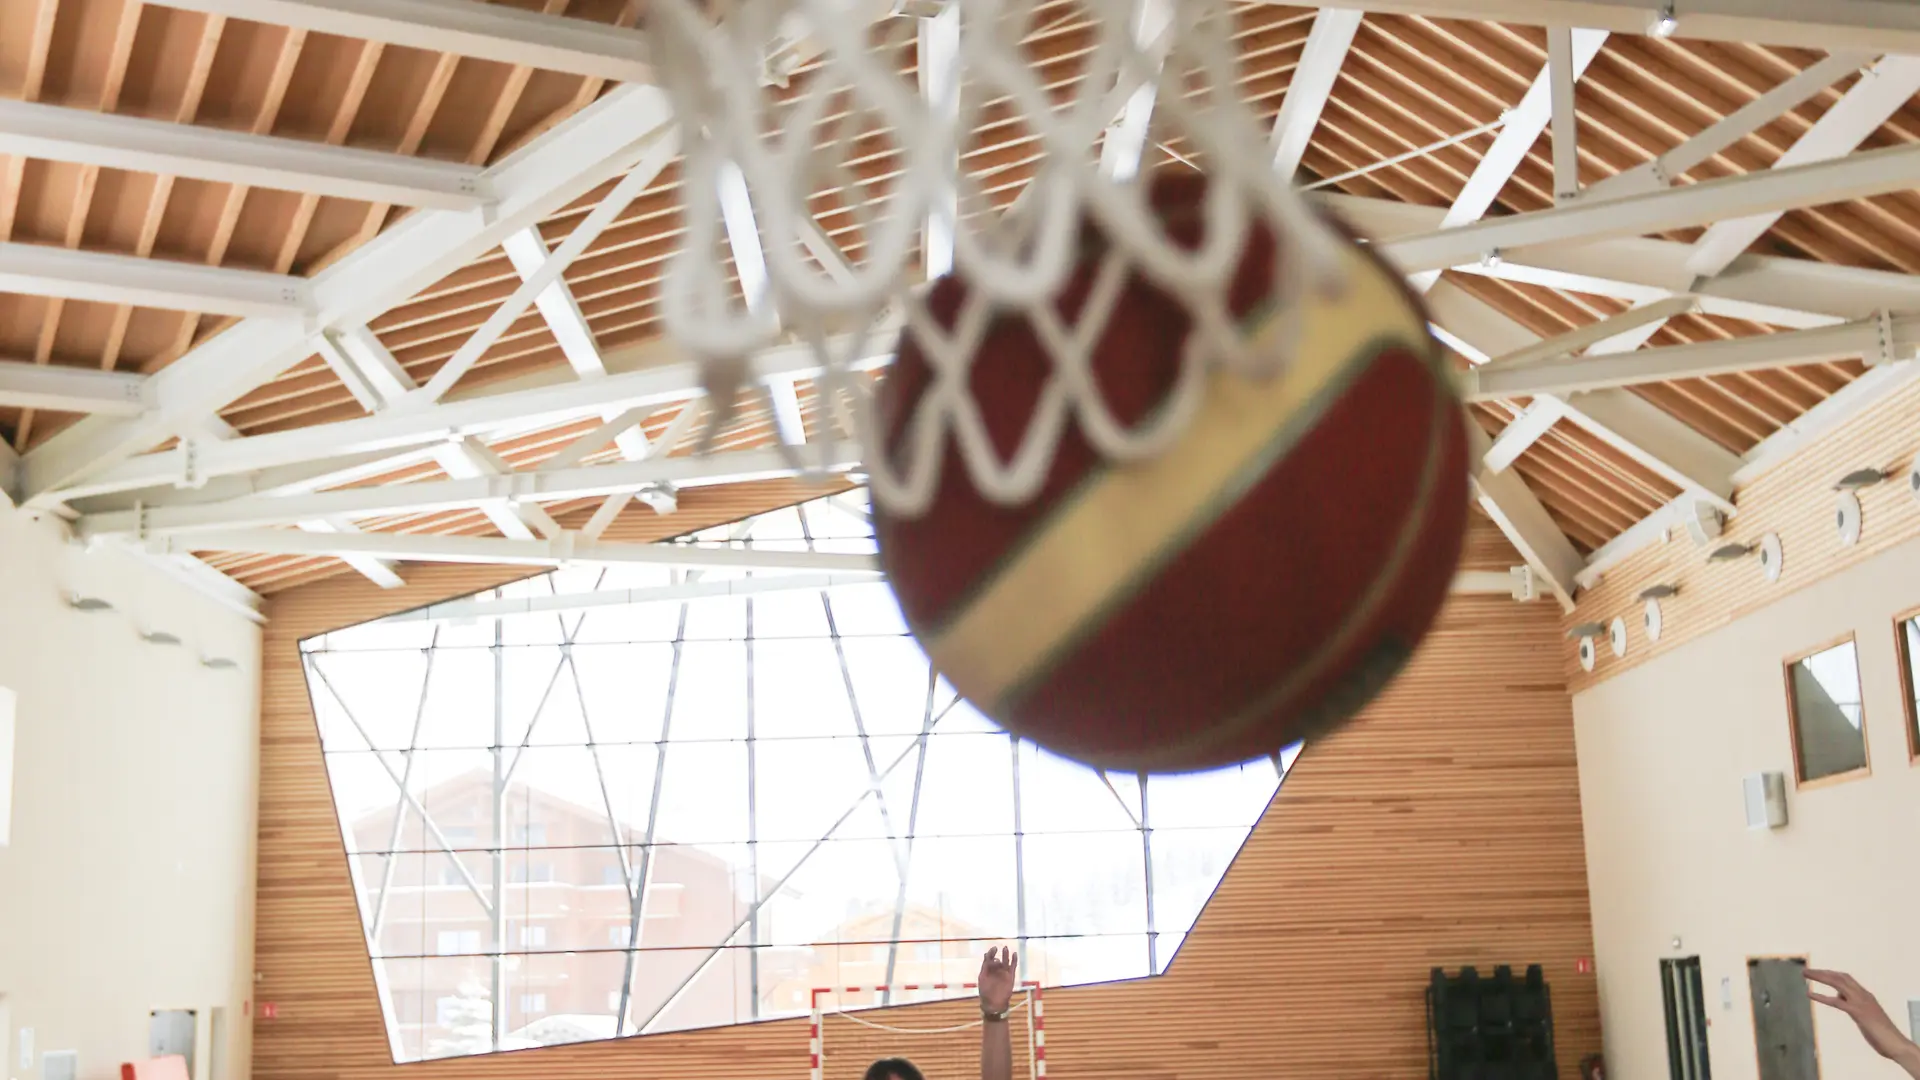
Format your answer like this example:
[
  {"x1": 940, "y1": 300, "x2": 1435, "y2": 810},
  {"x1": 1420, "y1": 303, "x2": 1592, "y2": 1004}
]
[
  {"x1": 1662, "y1": 957, "x2": 1712, "y2": 1080},
  {"x1": 1749, "y1": 957, "x2": 1819, "y2": 1080}
]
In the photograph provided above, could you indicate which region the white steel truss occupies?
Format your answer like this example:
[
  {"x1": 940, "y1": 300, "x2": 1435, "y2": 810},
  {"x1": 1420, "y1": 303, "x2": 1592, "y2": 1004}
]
[
  {"x1": 18, "y1": 85, "x2": 680, "y2": 507},
  {"x1": 0, "y1": 98, "x2": 490, "y2": 210},
  {"x1": 1269, "y1": 8, "x2": 1363, "y2": 180}
]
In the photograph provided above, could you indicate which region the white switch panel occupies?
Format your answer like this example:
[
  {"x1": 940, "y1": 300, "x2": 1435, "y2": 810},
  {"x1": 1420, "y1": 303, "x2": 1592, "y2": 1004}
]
[
  {"x1": 1907, "y1": 998, "x2": 1919, "y2": 1042},
  {"x1": 17, "y1": 1026, "x2": 31, "y2": 1070},
  {"x1": 42, "y1": 1050, "x2": 76, "y2": 1080},
  {"x1": 1722, "y1": 976, "x2": 1734, "y2": 1010}
]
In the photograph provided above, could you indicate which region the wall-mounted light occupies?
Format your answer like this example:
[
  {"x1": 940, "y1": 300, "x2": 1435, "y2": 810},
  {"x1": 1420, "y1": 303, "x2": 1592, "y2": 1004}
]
[
  {"x1": 1706, "y1": 533, "x2": 1783, "y2": 582},
  {"x1": 1639, "y1": 584, "x2": 1677, "y2": 643},
  {"x1": 1609, "y1": 616, "x2": 1629, "y2": 658},
  {"x1": 1569, "y1": 622, "x2": 1604, "y2": 672},
  {"x1": 1906, "y1": 452, "x2": 1920, "y2": 504},
  {"x1": 201, "y1": 657, "x2": 240, "y2": 671},
  {"x1": 140, "y1": 629, "x2": 184, "y2": 647},
  {"x1": 67, "y1": 594, "x2": 113, "y2": 613},
  {"x1": 1682, "y1": 495, "x2": 1724, "y2": 547},
  {"x1": 1649, "y1": 0, "x2": 1678, "y2": 37},
  {"x1": 1833, "y1": 467, "x2": 1891, "y2": 547}
]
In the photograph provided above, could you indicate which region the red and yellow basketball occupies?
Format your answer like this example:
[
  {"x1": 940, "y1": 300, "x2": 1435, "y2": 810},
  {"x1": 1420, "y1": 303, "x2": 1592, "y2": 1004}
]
[{"x1": 873, "y1": 171, "x2": 1468, "y2": 772}]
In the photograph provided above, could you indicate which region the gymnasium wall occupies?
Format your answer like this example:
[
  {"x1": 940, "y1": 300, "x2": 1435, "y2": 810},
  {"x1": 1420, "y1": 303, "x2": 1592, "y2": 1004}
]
[
  {"x1": 1572, "y1": 528, "x2": 1920, "y2": 1080},
  {"x1": 0, "y1": 502, "x2": 263, "y2": 1080},
  {"x1": 253, "y1": 513, "x2": 1601, "y2": 1080}
]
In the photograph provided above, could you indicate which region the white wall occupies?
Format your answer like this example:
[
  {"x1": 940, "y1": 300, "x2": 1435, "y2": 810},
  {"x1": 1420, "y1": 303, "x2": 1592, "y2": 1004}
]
[
  {"x1": 0, "y1": 503, "x2": 262, "y2": 1080},
  {"x1": 1574, "y1": 532, "x2": 1920, "y2": 1080}
]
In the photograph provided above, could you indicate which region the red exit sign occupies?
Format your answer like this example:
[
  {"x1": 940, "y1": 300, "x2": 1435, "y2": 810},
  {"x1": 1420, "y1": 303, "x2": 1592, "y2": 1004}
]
[
  {"x1": 1576, "y1": 958, "x2": 1594, "y2": 975},
  {"x1": 260, "y1": 1003, "x2": 279, "y2": 1020}
]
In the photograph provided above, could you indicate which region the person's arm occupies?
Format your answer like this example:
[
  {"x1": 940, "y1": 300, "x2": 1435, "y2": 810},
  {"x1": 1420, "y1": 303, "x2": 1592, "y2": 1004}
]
[
  {"x1": 978, "y1": 946, "x2": 1017, "y2": 1080},
  {"x1": 1806, "y1": 968, "x2": 1920, "y2": 1079}
]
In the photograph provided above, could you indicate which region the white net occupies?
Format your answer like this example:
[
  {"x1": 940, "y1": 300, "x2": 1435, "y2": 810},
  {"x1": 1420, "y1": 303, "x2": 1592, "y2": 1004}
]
[
  {"x1": 648, "y1": 0, "x2": 1353, "y2": 516},
  {"x1": 813, "y1": 988, "x2": 1039, "y2": 1080}
]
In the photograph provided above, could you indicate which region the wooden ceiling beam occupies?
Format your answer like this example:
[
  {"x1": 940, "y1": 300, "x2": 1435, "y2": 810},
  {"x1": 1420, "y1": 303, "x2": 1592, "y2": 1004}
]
[
  {"x1": 144, "y1": 0, "x2": 652, "y2": 83},
  {"x1": 0, "y1": 99, "x2": 490, "y2": 211}
]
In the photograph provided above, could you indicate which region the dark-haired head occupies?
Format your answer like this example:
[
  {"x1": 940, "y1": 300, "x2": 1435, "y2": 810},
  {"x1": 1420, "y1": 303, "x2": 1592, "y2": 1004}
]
[{"x1": 864, "y1": 1058, "x2": 925, "y2": 1080}]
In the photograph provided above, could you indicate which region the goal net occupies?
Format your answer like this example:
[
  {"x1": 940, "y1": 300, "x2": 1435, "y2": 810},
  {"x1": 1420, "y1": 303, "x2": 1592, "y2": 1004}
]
[{"x1": 811, "y1": 984, "x2": 1042, "y2": 1080}]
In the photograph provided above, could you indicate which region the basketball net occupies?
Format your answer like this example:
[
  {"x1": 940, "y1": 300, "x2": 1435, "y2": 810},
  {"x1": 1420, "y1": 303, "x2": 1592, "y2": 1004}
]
[
  {"x1": 811, "y1": 985, "x2": 1042, "y2": 1080},
  {"x1": 648, "y1": 0, "x2": 1352, "y2": 517}
]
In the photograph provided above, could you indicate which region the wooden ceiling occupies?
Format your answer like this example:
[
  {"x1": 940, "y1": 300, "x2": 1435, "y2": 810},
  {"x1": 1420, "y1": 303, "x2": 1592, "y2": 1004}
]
[{"x1": 3, "y1": 0, "x2": 1915, "y2": 600}]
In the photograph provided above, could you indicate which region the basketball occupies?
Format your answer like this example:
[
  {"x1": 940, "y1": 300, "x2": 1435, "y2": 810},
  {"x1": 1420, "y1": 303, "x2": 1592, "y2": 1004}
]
[{"x1": 872, "y1": 169, "x2": 1470, "y2": 772}]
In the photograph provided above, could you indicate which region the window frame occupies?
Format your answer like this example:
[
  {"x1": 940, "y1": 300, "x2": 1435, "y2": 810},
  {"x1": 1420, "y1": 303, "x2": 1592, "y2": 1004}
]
[
  {"x1": 1895, "y1": 604, "x2": 1920, "y2": 765},
  {"x1": 1781, "y1": 633, "x2": 1872, "y2": 790}
]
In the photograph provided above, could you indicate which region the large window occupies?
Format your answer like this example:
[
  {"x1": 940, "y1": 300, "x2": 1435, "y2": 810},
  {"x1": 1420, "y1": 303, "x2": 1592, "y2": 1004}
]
[
  {"x1": 1898, "y1": 609, "x2": 1920, "y2": 763},
  {"x1": 1783, "y1": 636, "x2": 1868, "y2": 786},
  {"x1": 304, "y1": 493, "x2": 1292, "y2": 1062}
]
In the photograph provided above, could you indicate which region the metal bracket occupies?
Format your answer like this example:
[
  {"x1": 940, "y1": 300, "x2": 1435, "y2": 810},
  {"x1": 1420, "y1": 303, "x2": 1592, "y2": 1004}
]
[
  {"x1": 175, "y1": 438, "x2": 206, "y2": 490},
  {"x1": 1873, "y1": 308, "x2": 1897, "y2": 366}
]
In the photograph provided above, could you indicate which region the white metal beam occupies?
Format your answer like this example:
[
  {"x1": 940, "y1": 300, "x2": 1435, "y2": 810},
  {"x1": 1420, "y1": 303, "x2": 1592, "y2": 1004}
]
[
  {"x1": 78, "y1": 446, "x2": 861, "y2": 537},
  {"x1": 0, "y1": 98, "x2": 489, "y2": 210},
  {"x1": 146, "y1": 529, "x2": 881, "y2": 573},
  {"x1": 143, "y1": 0, "x2": 652, "y2": 83},
  {"x1": 1573, "y1": 496, "x2": 1689, "y2": 590},
  {"x1": 1325, "y1": 192, "x2": 1872, "y2": 326},
  {"x1": 1559, "y1": 388, "x2": 1740, "y2": 505},
  {"x1": 0, "y1": 438, "x2": 19, "y2": 508},
  {"x1": 383, "y1": 571, "x2": 888, "y2": 623},
  {"x1": 1583, "y1": 52, "x2": 1872, "y2": 203},
  {"x1": 1686, "y1": 55, "x2": 1920, "y2": 277},
  {"x1": 1406, "y1": 29, "x2": 1607, "y2": 292},
  {"x1": 20, "y1": 86, "x2": 679, "y2": 506},
  {"x1": 1269, "y1": 8, "x2": 1363, "y2": 180},
  {"x1": 919, "y1": 2, "x2": 961, "y2": 278},
  {"x1": 501, "y1": 229, "x2": 606, "y2": 378},
  {"x1": 1465, "y1": 316, "x2": 1920, "y2": 400},
  {"x1": 299, "y1": 517, "x2": 405, "y2": 589},
  {"x1": 0, "y1": 359, "x2": 147, "y2": 416},
  {"x1": 110, "y1": 541, "x2": 267, "y2": 625},
  {"x1": 59, "y1": 336, "x2": 887, "y2": 504},
  {"x1": 1480, "y1": 295, "x2": 1696, "y2": 370},
  {"x1": 1466, "y1": 422, "x2": 1582, "y2": 611},
  {"x1": 1482, "y1": 398, "x2": 1566, "y2": 474},
  {"x1": 1099, "y1": 0, "x2": 1175, "y2": 181},
  {"x1": 1386, "y1": 141, "x2": 1920, "y2": 277},
  {"x1": 0, "y1": 243, "x2": 311, "y2": 318},
  {"x1": 1246, "y1": 1, "x2": 1920, "y2": 55},
  {"x1": 416, "y1": 159, "x2": 669, "y2": 404},
  {"x1": 1547, "y1": 28, "x2": 1579, "y2": 203}
]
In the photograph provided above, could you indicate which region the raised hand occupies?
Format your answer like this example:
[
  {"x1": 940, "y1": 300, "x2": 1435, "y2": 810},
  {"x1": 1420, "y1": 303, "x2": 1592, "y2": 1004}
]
[
  {"x1": 1806, "y1": 968, "x2": 1920, "y2": 1077},
  {"x1": 978, "y1": 945, "x2": 1019, "y2": 1014}
]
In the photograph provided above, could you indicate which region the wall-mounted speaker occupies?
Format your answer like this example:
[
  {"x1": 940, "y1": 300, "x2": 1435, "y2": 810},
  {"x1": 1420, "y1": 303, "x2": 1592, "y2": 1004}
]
[{"x1": 1742, "y1": 771, "x2": 1787, "y2": 830}]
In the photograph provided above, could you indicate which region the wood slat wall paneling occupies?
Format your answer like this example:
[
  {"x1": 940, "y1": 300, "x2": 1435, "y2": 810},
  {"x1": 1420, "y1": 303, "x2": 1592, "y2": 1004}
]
[
  {"x1": 1566, "y1": 372, "x2": 1920, "y2": 691},
  {"x1": 256, "y1": 567, "x2": 1598, "y2": 1080}
]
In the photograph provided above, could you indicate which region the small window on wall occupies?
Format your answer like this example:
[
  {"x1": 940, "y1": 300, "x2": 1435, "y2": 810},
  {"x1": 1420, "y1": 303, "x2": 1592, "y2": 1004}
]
[
  {"x1": 1897, "y1": 609, "x2": 1920, "y2": 762},
  {"x1": 1784, "y1": 636, "x2": 1869, "y2": 786}
]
